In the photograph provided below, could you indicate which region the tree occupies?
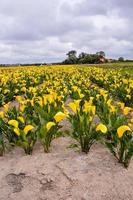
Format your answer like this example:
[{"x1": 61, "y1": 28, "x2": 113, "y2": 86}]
[
  {"x1": 66, "y1": 50, "x2": 77, "y2": 58},
  {"x1": 118, "y1": 57, "x2": 124, "y2": 62},
  {"x1": 78, "y1": 54, "x2": 100, "y2": 64},
  {"x1": 63, "y1": 50, "x2": 78, "y2": 64},
  {"x1": 96, "y1": 51, "x2": 105, "y2": 57},
  {"x1": 78, "y1": 52, "x2": 87, "y2": 59}
]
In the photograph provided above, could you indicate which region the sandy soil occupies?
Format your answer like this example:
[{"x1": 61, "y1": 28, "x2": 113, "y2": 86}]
[{"x1": 0, "y1": 137, "x2": 133, "y2": 200}]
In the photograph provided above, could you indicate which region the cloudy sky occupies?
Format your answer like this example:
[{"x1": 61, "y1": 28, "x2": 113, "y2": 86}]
[{"x1": 0, "y1": 0, "x2": 132, "y2": 64}]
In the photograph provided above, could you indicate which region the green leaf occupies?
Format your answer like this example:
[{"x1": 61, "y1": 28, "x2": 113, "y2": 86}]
[{"x1": 67, "y1": 143, "x2": 79, "y2": 149}]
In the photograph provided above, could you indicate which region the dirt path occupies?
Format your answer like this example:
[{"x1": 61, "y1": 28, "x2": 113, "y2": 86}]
[{"x1": 0, "y1": 137, "x2": 133, "y2": 200}]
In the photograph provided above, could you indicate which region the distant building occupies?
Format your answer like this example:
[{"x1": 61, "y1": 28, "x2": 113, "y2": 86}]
[{"x1": 99, "y1": 57, "x2": 106, "y2": 63}]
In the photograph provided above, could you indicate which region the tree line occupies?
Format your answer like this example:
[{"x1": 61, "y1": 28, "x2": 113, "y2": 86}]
[
  {"x1": 62, "y1": 50, "x2": 126, "y2": 64},
  {"x1": 62, "y1": 50, "x2": 106, "y2": 64}
]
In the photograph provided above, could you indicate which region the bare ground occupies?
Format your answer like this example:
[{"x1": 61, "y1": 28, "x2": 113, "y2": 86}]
[{"x1": 0, "y1": 137, "x2": 133, "y2": 200}]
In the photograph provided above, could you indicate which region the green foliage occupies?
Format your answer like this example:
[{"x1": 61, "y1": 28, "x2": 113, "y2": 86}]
[
  {"x1": 38, "y1": 123, "x2": 60, "y2": 153},
  {"x1": 16, "y1": 129, "x2": 37, "y2": 155},
  {"x1": 105, "y1": 130, "x2": 133, "y2": 168},
  {"x1": 0, "y1": 119, "x2": 5, "y2": 156},
  {"x1": 33, "y1": 100, "x2": 63, "y2": 152},
  {"x1": 63, "y1": 50, "x2": 106, "y2": 64},
  {"x1": 68, "y1": 101, "x2": 102, "y2": 153}
]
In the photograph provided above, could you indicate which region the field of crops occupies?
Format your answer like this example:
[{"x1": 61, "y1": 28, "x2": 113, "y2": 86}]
[{"x1": 0, "y1": 64, "x2": 133, "y2": 168}]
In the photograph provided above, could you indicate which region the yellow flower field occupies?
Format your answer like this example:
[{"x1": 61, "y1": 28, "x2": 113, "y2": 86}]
[{"x1": 0, "y1": 65, "x2": 133, "y2": 168}]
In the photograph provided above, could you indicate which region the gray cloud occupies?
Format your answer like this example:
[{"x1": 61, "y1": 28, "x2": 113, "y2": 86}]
[{"x1": 0, "y1": 0, "x2": 132, "y2": 63}]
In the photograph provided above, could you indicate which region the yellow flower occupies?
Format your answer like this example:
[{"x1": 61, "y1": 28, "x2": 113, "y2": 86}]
[
  {"x1": 15, "y1": 89, "x2": 19, "y2": 93},
  {"x1": 83, "y1": 103, "x2": 96, "y2": 115},
  {"x1": 16, "y1": 96, "x2": 22, "y2": 102},
  {"x1": 68, "y1": 102, "x2": 77, "y2": 113},
  {"x1": 8, "y1": 120, "x2": 19, "y2": 128},
  {"x1": 24, "y1": 125, "x2": 34, "y2": 135},
  {"x1": 107, "y1": 99, "x2": 112, "y2": 107},
  {"x1": 72, "y1": 86, "x2": 78, "y2": 92},
  {"x1": 83, "y1": 101, "x2": 91, "y2": 109},
  {"x1": 126, "y1": 88, "x2": 131, "y2": 94},
  {"x1": 89, "y1": 116, "x2": 93, "y2": 122},
  {"x1": 110, "y1": 105, "x2": 116, "y2": 113},
  {"x1": 75, "y1": 99, "x2": 81, "y2": 106},
  {"x1": 131, "y1": 118, "x2": 133, "y2": 123},
  {"x1": 68, "y1": 100, "x2": 80, "y2": 113},
  {"x1": 17, "y1": 116, "x2": 25, "y2": 123},
  {"x1": 0, "y1": 111, "x2": 4, "y2": 118},
  {"x1": 30, "y1": 100, "x2": 34, "y2": 106},
  {"x1": 126, "y1": 95, "x2": 131, "y2": 100},
  {"x1": 54, "y1": 112, "x2": 66, "y2": 122},
  {"x1": 96, "y1": 124, "x2": 107, "y2": 134},
  {"x1": 117, "y1": 125, "x2": 131, "y2": 138},
  {"x1": 3, "y1": 89, "x2": 9, "y2": 94},
  {"x1": 58, "y1": 96, "x2": 63, "y2": 101},
  {"x1": 3, "y1": 89, "x2": 10, "y2": 94},
  {"x1": 117, "y1": 102, "x2": 125, "y2": 109},
  {"x1": 89, "y1": 97, "x2": 94, "y2": 102},
  {"x1": 20, "y1": 104, "x2": 26, "y2": 112},
  {"x1": 129, "y1": 82, "x2": 133, "y2": 88},
  {"x1": 99, "y1": 89, "x2": 108, "y2": 99},
  {"x1": 47, "y1": 94, "x2": 54, "y2": 103},
  {"x1": 96, "y1": 94, "x2": 100, "y2": 99},
  {"x1": 77, "y1": 88, "x2": 84, "y2": 98},
  {"x1": 3, "y1": 103, "x2": 9, "y2": 111},
  {"x1": 38, "y1": 99, "x2": 43, "y2": 107},
  {"x1": 123, "y1": 107, "x2": 132, "y2": 115},
  {"x1": 46, "y1": 122, "x2": 56, "y2": 131},
  {"x1": 14, "y1": 128, "x2": 20, "y2": 136},
  {"x1": 43, "y1": 96, "x2": 47, "y2": 105},
  {"x1": 21, "y1": 87, "x2": 26, "y2": 92},
  {"x1": 91, "y1": 106, "x2": 96, "y2": 115},
  {"x1": 54, "y1": 102, "x2": 57, "y2": 108},
  {"x1": 79, "y1": 93, "x2": 84, "y2": 98},
  {"x1": 123, "y1": 79, "x2": 128, "y2": 84}
]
